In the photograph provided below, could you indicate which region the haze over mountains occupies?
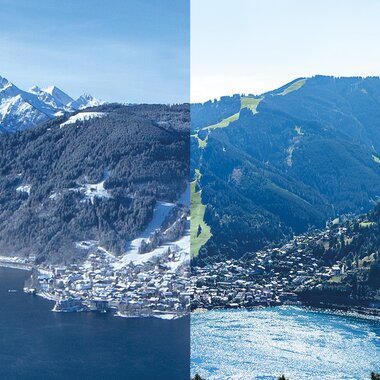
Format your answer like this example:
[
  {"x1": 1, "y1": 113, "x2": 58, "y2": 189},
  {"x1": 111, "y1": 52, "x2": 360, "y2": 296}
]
[
  {"x1": 0, "y1": 75, "x2": 104, "y2": 132},
  {"x1": 191, "y1": 75, "x2": 380, "y2": 265}
]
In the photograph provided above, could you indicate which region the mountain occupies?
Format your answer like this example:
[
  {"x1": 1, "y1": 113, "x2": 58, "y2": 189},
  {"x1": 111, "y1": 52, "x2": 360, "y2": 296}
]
[
  {"x1": 29, "y1": 85, "x2": 74, "y2": 109},
  {"x1": 0, "y1": 103, "x2": 189, "y2": 264},
  {"x1": 0, "y1": 75, "x2": 104, "y2": 132},
  {"x1": 191, "y1": 76, "x2": 380, "y2": 265},
  {"x1": 68, "y1": 93, "x2": 103, "y2": 110},
  {"x1": 42, "y1": 85, "x2": 74, "y2": 107}
]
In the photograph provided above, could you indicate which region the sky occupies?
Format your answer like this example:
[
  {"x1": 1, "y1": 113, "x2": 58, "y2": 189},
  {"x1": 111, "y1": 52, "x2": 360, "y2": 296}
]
[
  {"x1": 191, "y1": 0, "x2": 380, "y2": 102},
  {"x1": 0, "y1": 0, "x2": 189, "y2": 103}
]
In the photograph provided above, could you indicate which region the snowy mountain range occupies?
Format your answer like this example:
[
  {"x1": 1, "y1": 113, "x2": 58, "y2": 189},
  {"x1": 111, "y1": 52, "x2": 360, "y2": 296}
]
[{"x1": 0, "y1": 75, "x2": 104, "y2": 132}]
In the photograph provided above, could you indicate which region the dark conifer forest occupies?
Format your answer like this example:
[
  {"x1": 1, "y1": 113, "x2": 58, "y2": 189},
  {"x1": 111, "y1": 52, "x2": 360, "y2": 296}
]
[{"x1": 0, "y1": 103, "x2": 189, "y2": 264}]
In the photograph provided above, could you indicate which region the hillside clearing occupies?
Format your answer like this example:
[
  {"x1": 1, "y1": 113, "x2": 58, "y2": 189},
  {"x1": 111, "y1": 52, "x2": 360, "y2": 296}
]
[
  {"x1": 203, "y1": 112, "x2": 240, "y2": 130},
  {"x1": 279, "y1": 79, "x2": 306, "y2": 96},
  {"x1": 190, "y1": 177, "x2": 212, "y2": 258},
  {"x1": 240, "y1": 96, "x2": 263, "y2": 114}
]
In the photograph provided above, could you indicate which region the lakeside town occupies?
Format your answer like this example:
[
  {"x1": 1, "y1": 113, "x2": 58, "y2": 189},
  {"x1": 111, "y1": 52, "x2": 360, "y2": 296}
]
[
  {"x1": 3, "y1": 209, "x2": 380, "y2": 319},
  {"x1": 19, "y1": 238, "x2": 190, "y2": 319},
  {"x1": 0, "y1": 183, "x2": 192, "y2": 320},
  {"x1": 191, "y1": 216, "x2": 380, "y2": 315},
  {"x1": 0, "y1": 205, "x2": 191, "y2": 320}
]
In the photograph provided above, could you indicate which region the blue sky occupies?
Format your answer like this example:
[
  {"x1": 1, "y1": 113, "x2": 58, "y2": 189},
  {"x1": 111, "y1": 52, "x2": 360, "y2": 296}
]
[
  {"x1": 0, "y1": 0, "x2": 189, "y2": 103},
  {"x1": 192, "y1": 0, "x2": 380, "y2": 102}
]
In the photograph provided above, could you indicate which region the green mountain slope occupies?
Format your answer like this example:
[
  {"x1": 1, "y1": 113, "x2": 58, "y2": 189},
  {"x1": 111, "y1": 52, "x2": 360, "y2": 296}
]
[{"x1": 191, "y1": 76, "x2": 380, "y2": 265}]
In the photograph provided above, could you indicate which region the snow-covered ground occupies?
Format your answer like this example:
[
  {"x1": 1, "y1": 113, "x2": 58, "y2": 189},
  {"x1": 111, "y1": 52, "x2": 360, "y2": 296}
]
[
  {"x1": 124, "y1": 201, "x2": 175, "y2": 254},
  {"x1": 80, "y1": 181, "x2": 111, "y2": 203},
  {"x1": 167, "y1": 233, "x2": 190, "y2": 272},
  {"x1": 75, "y1": 200, "x2": 190, "y2": 271},
  {"x1": 0, "y1": 96, "x2": 34, "y2": 122},
  {"x1": 49, "y1": 192, "x2": 60, "y2": 200},
  {"x1": 16, "y1": 184, "x2": 31, "y2": 194},
  {"x1": 60, "y1": 112, "x2": 106, "y2": 128},
  {"x1": 70, "y1": 169, "x2": 111, "y2": 204},
  {"x1": 70, "y1": 180, "x2": 111, "y2": 204},
  {"x1": 120, "y1": 185, "x2": 190, "y2": 262},
  {"x1": 0, "y1": 255, "x2": 32, "y2": 270},
  {"x1": 114, "y1": 238, "x2": 184, "y2": 268},
  {"x1": 114, "y1": 216, "x2": 190, "y2": 269},
  {"x1": 112, "y1": 185, "x2": 190, "y2": 268}
]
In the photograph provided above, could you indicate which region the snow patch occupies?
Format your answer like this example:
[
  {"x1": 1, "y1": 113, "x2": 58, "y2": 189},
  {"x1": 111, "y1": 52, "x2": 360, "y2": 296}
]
[
  {"x1": 60, "y1": 112, "x2": 106, "y2": 128},
  {"x1": 81, "y1": 181, "x2": 111, "y2": 203},
  {"x1": 16, "y1": 185, "x2": 31, "y2": 194},
  {"x1": 49, "y1": 192, "x2": 60, "y2": 200},
  {"x1": 114, "y1": 214, "x2": 190, "y2": 269},
  {"x1": 113, "y1": 235, "x2": 189, "y2": 268},
  {"x1": 124, "y1": 202, "x2": 175, "y2": 255}
]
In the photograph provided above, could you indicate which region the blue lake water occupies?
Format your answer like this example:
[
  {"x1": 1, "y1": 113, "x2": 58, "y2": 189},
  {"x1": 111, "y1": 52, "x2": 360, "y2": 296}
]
[
  {"x1": 191, "y1": 307, "x2": 380, "y2": 380},
  {"x1": 0, "y1": 267, "x2": 189, "y2": 380}
]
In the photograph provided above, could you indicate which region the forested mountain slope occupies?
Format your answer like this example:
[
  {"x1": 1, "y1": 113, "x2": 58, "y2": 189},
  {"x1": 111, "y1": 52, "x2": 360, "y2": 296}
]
[
  {"x1": 191, "y1": 76, "x2": 380, "y2": 265},
  {"x1": 299, "y1": 203, "x2": 380, "y2": 307},
  {"x1": 0, "y1": 103, "x2": 189, "y2": 264}
]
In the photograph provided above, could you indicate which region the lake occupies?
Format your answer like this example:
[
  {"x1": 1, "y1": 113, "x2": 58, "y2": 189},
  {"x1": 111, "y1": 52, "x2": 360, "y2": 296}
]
[
  {"x1": 191, "y1": 306, "x2": 380, "y2": 380},
  {"x1": 0, "y1": 267, "x2": 190, "y2": 380}
]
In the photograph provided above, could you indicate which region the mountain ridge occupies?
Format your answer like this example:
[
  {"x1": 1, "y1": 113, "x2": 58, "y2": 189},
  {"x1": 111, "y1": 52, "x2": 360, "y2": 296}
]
[
  {"x1": 0, "y1": 75, "x2": 104, "y2": 132},
  {"x1": 191, "y1": 75, "x2": 380, "y2": 265}
]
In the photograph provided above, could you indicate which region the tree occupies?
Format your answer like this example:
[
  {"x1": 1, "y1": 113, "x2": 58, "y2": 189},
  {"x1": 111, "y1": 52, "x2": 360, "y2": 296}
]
[
  {"x1": 278, "y1": 376, "x2": 287, "y2": 380},
  {"x1": 371, "y1": 372, "x2": 380, "y2": 380},
  {"x1": 192, "y1": 375, "x2": 207, "y2": 380}
]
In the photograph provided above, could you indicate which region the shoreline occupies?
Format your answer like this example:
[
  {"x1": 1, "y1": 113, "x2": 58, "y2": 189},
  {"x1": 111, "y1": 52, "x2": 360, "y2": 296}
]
[
  {"x1": 0, "y1": 258, "x2": 33, "y2": 271},
  {"x1": 192, "y1": 303, "x2": 380, "y2": 322},
  {"x1": 303, "y1": 304, "x2": 380, "y2": 322},
  {"x1": 116, "y1": 311, "x2": 188, "y2": 320},
  {"x1": 0, "y1": 264, "x2": 188, "y2": 320},
  {"x1": 5, "y1": 258, "x2": 377, "y2": 322}
]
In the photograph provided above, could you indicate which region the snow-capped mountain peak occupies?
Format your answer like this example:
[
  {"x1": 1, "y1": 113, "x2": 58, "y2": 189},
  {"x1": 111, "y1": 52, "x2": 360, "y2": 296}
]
[
  {"x1": 68, "y1": 93, "x2": 105, "y2": 110},
  {"x1": 0, "y1": 76, "x2": 12, "y2": 90},
  {"x1": 42, "y1": 85, "x2": 74, "y2": 107},
  {"x1": 0, "y1": 75, "x2": 106, "y2": 132},
  {"x1": 0, "y1": 78, "x2": 21, "y2": 98}
]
